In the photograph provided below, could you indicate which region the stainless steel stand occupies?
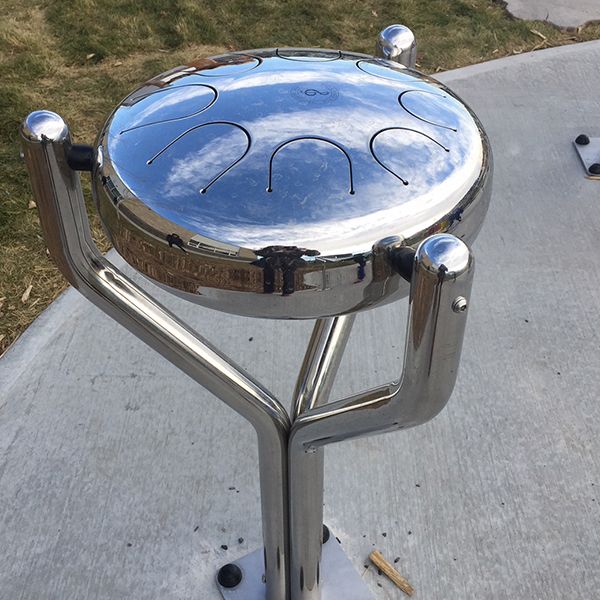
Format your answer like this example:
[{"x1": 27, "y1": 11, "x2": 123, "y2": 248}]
[{"x1": 21, "y1": 93, "x2": 474, "y2": 600}]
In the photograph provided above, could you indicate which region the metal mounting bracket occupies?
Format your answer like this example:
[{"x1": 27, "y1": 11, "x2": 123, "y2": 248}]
[
  {"x1": 217, "y1": 529, "x2": 373, "y2": 600},
  {"x1": 573, "y1": 135, "x2": 600, "y2": 179}
]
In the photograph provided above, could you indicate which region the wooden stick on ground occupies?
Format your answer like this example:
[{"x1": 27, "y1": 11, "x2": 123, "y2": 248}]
[{"x1": 369, "y1": 550, "x2": 414, "y2": 596}]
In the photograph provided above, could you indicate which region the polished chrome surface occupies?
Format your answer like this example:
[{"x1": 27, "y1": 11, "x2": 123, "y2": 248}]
[
  {"x1": 20, "y1": 111, "x2": 291, "y2": 600},
  {"x1": 288, "y1": 315, "x2": 356, "y2": 600},
  {"x1": 292, "y1": 315, "x2": 355, "y2": 420},
  {"x1": 288, "y1": 233, "x2": 474, "y2": 600},
  {"x1": 93, "y1": 48, "x2": 492, "y2": 318},
  {"x1": 20, "y1": 109, "x2": 69, "y2": 142},
  {"x1": 375, "y1": 24, "x2": 417, "y2": 68}
]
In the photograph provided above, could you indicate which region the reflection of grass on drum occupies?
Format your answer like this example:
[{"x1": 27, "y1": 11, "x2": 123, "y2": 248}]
[
  {"x1": 117, "y1": 232, "x2": 327, "y2": 296},
  {"x1": 2, "y1": 0, "x2": 600, "y2": 354},
  {"x1": 118, "y1": 234, "x2": 266, "y2": 294}
]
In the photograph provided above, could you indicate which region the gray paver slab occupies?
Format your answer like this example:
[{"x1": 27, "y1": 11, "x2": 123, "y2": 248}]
[
  {"x1": 504, "y1": 0, "x2": 600, "y2": 27},
  {"x1": 1, "y1": 40, "x2": 600, "y2": 600}
]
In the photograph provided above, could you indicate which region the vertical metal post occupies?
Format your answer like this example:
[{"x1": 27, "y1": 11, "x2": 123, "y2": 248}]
[{"x1": 288, "y1": 315, "x2": 355, "y2": 599}]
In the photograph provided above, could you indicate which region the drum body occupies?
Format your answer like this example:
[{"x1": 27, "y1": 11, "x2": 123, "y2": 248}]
[{"x1": 93, "y1": 48, "x2": 492, "y2": 319}]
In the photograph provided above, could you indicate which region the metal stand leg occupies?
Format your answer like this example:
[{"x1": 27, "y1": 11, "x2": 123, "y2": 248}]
[
  {"x1": 20, "y1": 111, "x2": 291, "y2": 600},
  {"x1": 289, "y1": 315, "x2": 354, "y2": 589},
  {"x1": 289, "y1": 235, "x2": 474, "y2": 600},
  {"x1": 289, "y1": 316, "x2": 355, "y2": 597},
  {"x1": 220, "y1": 315, "x2": 363, "y2": 600},
  {"x1": 292, "y1": 316, "x2": 356, "y2": 419}
]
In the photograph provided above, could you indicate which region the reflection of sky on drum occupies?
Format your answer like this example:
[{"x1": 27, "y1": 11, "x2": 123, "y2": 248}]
[
  {"x1": 400, "y1": 91, "x2": 460, "y2": 130},
  {"x1": 106, "y1": 55, "x2": 482, "y2": 255},
  {"x1": 112, "y1": 85, "x2": 217, "y2": 132}
]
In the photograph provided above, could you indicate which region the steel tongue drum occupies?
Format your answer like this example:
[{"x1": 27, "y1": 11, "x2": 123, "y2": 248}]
[{"x1": 21, "y1": 24, "x2": 491, "y2": 600}]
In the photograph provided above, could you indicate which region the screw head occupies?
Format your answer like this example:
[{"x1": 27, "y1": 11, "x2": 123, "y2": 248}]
[
  {"x1": 575, "y1": 134, "x2": 590, "y2": 146},
  {"x1": 452, "y1": 296, "x2": 468, "y2": 313},
  {"x1": 217, "y1": 563, "x2": 243, "y2": 588},
  {"x1": 322, "y1": 524, "x2": 330, "y2": 544},
  {"x1": 589, "y1": 163, "x2": 600, "y2": 175}
]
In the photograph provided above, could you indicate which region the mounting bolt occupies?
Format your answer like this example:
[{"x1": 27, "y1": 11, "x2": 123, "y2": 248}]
[
  {"x1": 575, "y1": 134, "x2": 590, "y2": 146},
  {"x1": 322, "y1": 524, "x2": 330, "y2": 544},
  {"x1": 589, "y1": 163, "x2": 600, "y2": 175},
  {"x1": 452, "y1": 296, "x2": 468, "y2": 313},
  {"x1": 217, "y1": 563, "x2": 243, "y2": 588}
]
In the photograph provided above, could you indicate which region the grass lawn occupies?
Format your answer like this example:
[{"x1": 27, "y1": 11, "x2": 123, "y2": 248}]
[{"x1": 1, "y1": 0, "x2": 599, "y2": 355}]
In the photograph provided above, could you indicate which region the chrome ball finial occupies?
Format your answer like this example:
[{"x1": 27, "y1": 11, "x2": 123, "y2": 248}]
[
  {"x1": 376, "y1": 24, "x2": 417, "y2": 68},
  {"x1": 21, "y1": 110, "x2": 69, "y2": 143},
  {"x1": 417, "y1": 234, "x2": 472, "y2": 278}
]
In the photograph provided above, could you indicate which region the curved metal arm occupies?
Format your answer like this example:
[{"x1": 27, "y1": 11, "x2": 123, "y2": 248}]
[
  {"x1": 20, "y1": 111, "x2": 290, "y2": 600},
  {"x1": 292, "y1": 315, "x2": 355, "y2": 420},
  {"x1": 288, "y1": 233, "x2": 474, "y2": 600}
]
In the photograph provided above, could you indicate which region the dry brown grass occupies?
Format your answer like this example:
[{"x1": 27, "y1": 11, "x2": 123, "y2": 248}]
[
  {"x1": 0, "y1": 6, "x2": 225, "y2": 356},
  {"x1": 1, "y1": 1, "x2": 599, "y2": 355}
]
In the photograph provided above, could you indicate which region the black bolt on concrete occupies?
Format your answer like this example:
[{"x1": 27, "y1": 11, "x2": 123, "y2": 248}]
[
  {"x1": 589, "y1": 163, "x2": 600, "y2": 175},
  {"x1": 217, "y1": 563, "x2": 243, "y2": 588},
  {"x1": 322, "y1": 524, "x2": 330, "y2": 544},
  {"x1": 576, "y1": 134, "x2": 590, "y2": 145}
]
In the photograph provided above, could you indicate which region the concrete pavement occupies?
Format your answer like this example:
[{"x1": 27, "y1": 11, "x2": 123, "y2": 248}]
[{"x1": 504, "y1": 0, "x2": 600, "y2": 28}]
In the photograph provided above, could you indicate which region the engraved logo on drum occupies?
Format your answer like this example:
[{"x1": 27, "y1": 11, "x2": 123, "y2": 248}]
[
  {"x1": 303, "y1": 89, "x2": 329, "y2": 97},
  {"x1": 290, "y1": 85, "x2": 339, "y2": 104}
]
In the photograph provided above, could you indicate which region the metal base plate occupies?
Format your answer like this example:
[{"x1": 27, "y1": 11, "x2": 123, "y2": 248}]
[
  {"x1": 573, "y1": 137, "x2": 600, "y2": 179},
  {"x1": 217, "y1": 532, "x2": 374, "y2": 600}
]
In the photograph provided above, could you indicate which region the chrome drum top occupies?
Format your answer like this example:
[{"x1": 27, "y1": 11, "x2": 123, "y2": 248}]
[{"x1": 93, "y1": 48, "x2": 492, "y2": 318}]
